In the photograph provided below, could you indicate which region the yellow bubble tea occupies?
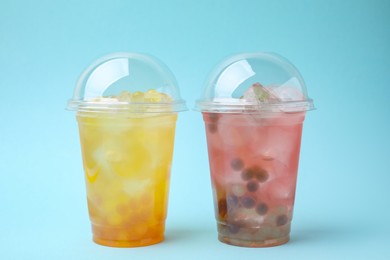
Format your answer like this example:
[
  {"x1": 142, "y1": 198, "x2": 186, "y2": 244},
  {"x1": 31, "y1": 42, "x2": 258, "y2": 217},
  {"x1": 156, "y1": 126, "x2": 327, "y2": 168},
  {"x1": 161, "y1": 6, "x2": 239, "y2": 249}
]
[{"x1": 76, "y1": 91, "x2": 178, "y2": 247}]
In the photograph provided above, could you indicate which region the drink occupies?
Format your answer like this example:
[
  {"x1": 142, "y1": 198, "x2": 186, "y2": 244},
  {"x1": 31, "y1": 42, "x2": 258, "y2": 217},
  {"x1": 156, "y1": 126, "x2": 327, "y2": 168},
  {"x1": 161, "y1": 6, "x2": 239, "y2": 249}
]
[
  {"x1": 77, "y1": 106, "x2": 177, "y2": 247},
  {"x1": 196, "y1": 52, "x2": 314, "y2": 247},
  {"x1": 203, "y1": 111, "x2": 305, "y2": 247},
  {"x1": 68, "y1": 53, "x2": 186, "y2": 247}
]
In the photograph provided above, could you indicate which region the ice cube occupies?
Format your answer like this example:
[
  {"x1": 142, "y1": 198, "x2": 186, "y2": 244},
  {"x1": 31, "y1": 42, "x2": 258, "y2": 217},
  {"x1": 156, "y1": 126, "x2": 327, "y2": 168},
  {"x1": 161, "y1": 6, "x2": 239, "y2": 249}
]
[
  {"x1": 270, "y1": 78, "x2": 305, "y2": 101},
  {"x1": 105, "y1": 150, "x2": 123, "y2": 163},
  {"x1": 123, "y1": 179, "x2": 151, "y2": 196},
  {"x1": 93, "y1": 148, "x2": 111, "y2": 171},
  {"x1": 143, "y1": 89, "x2": 163, "y2": 102},
  {"x1": 267, "y1": 177, "x2": 295, "y2": 202},
  {"x1": 272, "y1": 86, "x2": 304, "y2": 101},
  {"x1": 243, "y1": 83, "x2": 280, "y2": 103}
]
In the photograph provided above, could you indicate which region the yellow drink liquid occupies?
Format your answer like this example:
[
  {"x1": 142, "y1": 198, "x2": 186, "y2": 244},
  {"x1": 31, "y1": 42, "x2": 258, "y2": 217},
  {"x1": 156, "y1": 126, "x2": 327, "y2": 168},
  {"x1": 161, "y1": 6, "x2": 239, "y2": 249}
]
[{"x1": 77, "y1": 111, "x2": 177, "y2": 247}]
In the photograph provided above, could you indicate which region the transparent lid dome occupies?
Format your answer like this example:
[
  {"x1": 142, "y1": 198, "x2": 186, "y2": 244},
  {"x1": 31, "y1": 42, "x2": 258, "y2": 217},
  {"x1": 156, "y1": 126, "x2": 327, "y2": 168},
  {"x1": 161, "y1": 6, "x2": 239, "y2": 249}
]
[
  {"x1": 195, "y1": 52, "x2": 314, "y2": 113},
  {"x1": 67, "y1": 52, "x2": 187, "y2": 113}
]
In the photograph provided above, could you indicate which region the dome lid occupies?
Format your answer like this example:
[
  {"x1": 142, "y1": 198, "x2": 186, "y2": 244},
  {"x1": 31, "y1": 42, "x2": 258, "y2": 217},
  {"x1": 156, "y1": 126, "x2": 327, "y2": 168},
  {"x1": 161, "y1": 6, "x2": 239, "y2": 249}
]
[
  {"x1": 196, "y1": 52, "x2": 314, "y2": 113},
  {"x1": 68, "y1": 52, "x2": 187, "y2": 113}
]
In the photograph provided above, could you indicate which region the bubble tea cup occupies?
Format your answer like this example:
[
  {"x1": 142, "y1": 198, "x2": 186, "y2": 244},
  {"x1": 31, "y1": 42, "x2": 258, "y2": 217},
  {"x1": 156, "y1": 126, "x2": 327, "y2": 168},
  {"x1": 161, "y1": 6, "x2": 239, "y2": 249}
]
[
  {"x1": 196, "y1": 53, "x2": 314, "y2": 247},
  {"x1": 67, "y1": 53, "x2": 187, "y2": 247}
]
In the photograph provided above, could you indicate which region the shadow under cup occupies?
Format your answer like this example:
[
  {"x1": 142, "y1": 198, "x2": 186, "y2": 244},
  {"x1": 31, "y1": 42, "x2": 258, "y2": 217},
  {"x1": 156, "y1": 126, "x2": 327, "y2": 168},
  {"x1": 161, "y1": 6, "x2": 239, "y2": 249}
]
[
  {"x1": 203, "y1": 111, "x2": 305, "y2": 247},
  {"x1": 77, "y1": 112, "x2": 178, "y2": 247}
]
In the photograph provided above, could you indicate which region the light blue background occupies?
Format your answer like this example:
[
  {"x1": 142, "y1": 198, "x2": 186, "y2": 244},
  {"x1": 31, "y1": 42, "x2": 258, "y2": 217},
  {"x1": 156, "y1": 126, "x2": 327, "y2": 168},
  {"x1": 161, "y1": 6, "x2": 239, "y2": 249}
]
[{"x1": 1, "y1": 0, "x2": 389, "y2": 259}]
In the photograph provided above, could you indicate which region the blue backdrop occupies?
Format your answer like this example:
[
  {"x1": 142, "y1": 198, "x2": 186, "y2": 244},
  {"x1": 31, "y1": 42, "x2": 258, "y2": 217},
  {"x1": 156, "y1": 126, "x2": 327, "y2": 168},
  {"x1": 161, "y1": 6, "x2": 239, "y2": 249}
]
[{"x1": 1, "y1": 0, "x2": 389, "y2": 259}]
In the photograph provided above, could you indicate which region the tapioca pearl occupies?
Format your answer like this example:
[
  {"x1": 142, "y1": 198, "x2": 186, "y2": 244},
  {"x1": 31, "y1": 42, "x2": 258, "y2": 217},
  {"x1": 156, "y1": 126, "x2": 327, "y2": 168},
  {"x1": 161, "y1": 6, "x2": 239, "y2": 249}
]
[
  {"x1": 241, "y1": 168, "x2": 254, "y2": 181},
  {"x1": 278, "y1": 222, "x2": 291, "y2": 237},
  {"x1": 255, "y1": 203, "x2": 269, "y2": 216},
  {"x1": 240, "y1": 196, "x2": 256, "y2": 209},
  {"x1": 226, "y1": 197, "x2": 239, "y2": 215},
  {"x1": 230, "y1": 158, "x2": 244, "y2": 171},
  {"x1": 227, "y1": 194, "x2": 239, "y2": 208},
  {"x1": 231, "y1": 184, "x2": 246, "y2": 197},
  {"x1": 254, "y1": 167, "x2": 269, "y2": 182},
  {"x1": 262, "y1": 206, "x2": 287, "y2": 225},
  {"x1": 218, "y1": 199, "x2": 228, "y2": 218},
  {"x1": 208, "y1": 123, "x2": 218, "y2": 133},
  {"x1": 246, "y1": 180, "x2": 259, "y2": 192},
  {"x1": 209, "y1": 113, "x2": 220, "y2": 123},
  {"x1": 276, "y1": 214, "x2": 289, "y2": 226}
]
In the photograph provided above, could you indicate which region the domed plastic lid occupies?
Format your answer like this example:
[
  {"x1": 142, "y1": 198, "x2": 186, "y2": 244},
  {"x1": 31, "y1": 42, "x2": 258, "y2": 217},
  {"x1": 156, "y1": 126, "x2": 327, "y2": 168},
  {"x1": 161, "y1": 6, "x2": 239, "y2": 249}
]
[
  {"x1": 67, "y1": 52, "x2": 187, "y2": 113},
  {"x1": 196, "y1": 52, "x2": 314, "y2": 113}
]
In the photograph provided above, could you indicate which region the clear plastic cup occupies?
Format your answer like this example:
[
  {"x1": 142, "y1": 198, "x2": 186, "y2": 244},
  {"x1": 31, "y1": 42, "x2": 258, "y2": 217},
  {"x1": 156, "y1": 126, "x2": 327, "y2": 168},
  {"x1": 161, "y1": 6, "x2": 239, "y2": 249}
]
[
  {"x1": 196, "y1": 52, "x2": 314, "y2": 247},
  {"x1": 67, "y1": 52, "x2": 186, "y2": 247}
]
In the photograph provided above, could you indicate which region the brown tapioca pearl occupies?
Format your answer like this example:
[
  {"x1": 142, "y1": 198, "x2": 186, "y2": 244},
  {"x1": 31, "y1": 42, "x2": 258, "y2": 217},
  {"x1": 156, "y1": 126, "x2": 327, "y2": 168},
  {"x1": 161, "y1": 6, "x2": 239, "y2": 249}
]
[
  {"x1": 246, "y1": 180, "x2": 259, "y2": 192},
  {"x1": 208, "y1": 123, "x2": 218, "y2": 133},
  {"x1": 230, "y1": 158, "x2": 244, "y2": 171},
  {"x1": 218, "y1": 199, "x2": 228, "y2": 218},
  {"x1": 240, "y1": 196, "x2": 256, "y2": 209},
  {"x1": 241, "y1": 168, "x2": 255, "y2": 181},
  {"x1": 255, "y1": 203, "x2": 269, "y2": 215},
  {"x1": 276, "y1": 214, "x2": 289, "y2": 226},
  {"x1": 254, "y1": 167, "x2": 269, "y2": 182},
  {"x1": 227, "y1": 194, "x2": 239, "y2": 207},
  {"x1": 208, "y1": 113, "x2": 220, "y2": 123}
]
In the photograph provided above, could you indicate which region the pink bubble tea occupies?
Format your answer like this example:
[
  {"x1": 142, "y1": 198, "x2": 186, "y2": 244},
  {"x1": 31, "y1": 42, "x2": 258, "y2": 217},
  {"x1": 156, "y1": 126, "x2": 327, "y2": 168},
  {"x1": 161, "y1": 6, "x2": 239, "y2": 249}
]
[
  {"x1": 196, "y1": 52, "x2": 314, "y2": 247},
  {"x1": 203, "y1": 109, "x2": 305, "y2": 247}
]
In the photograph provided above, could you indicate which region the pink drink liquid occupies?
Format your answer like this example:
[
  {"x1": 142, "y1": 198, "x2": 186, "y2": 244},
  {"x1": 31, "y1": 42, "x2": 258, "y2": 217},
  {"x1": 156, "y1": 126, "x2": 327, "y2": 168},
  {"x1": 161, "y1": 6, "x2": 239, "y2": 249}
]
[{"x1": 203, "y1": 111, "x2": 305, "y2": 247}]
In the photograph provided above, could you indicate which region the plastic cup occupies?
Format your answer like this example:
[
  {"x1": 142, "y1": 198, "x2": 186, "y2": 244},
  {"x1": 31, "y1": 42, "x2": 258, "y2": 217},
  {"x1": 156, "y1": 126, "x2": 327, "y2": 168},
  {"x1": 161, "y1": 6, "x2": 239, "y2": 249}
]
[
  {"x1": 67, "y1": 53, "x2": 186, "y2": 247},
  {"x1": 196, "y1": 53, "x2": 314, "y2": 247}
]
